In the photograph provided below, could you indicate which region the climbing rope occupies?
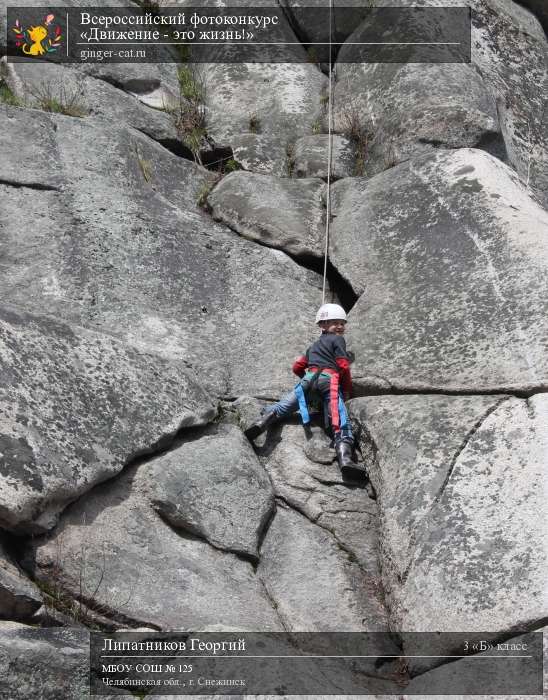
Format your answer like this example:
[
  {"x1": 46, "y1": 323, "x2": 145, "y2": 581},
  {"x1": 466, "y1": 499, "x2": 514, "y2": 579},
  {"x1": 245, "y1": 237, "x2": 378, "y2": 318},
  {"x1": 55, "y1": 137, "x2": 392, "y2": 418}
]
[{"x1": 321, "y1": 0, "x2": 334, "y2": 305}]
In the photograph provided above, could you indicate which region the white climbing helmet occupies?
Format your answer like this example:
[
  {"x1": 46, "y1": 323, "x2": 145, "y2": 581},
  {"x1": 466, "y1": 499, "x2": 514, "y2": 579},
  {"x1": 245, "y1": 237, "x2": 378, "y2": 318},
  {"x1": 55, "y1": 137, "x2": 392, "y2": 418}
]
[{"x1": 315, "y1": 303, "x2": 347, "y2": 324}]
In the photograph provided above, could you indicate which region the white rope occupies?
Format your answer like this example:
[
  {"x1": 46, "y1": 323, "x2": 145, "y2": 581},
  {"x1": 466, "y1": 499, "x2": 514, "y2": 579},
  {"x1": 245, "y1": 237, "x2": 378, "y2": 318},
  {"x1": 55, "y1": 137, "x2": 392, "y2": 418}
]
[{"x1": 321, "y1": 0, "x2": 334, "y2": 305}]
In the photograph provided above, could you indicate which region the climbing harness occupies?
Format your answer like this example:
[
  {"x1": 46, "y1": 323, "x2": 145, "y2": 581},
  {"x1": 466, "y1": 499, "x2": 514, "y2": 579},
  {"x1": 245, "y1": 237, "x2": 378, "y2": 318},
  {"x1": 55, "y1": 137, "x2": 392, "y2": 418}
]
[
  {"x1": 294, "y1": 370, "x2": 320, "y2": 425},
  {"x1": 295, "y1": 367, "x2": 350, "y2": 434}
]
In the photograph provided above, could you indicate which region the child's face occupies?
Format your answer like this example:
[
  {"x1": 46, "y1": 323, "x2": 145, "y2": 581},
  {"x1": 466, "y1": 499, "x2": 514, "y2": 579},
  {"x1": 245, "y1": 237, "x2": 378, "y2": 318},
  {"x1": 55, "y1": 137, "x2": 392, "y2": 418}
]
[{"x1": 320, "y1": 319, "x2": 346, "y2": 335}]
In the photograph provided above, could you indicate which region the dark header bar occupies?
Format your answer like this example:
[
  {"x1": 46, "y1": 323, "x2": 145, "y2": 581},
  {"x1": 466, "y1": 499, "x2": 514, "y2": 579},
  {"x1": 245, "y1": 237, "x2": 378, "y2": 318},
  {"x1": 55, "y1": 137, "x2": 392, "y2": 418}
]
[
  {"x1": 6, "y1": 6, "x2": 471, "y2": 63},
  {"x1": 90, "y1": 631, "x2": 543, "y2": 695}
]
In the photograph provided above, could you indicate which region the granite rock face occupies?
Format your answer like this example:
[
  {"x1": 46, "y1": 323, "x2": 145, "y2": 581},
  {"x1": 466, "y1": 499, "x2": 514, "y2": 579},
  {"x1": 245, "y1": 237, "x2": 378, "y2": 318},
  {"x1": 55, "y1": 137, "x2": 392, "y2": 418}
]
[
  {"x1": 0, "y1": 538, "x2": 42, "y2": 620},
  {"x1": 0, "y1": 105, "x2": 324, "y2": 398},
  {"x1": 331, "y1": 149, "x2": 548, "y2": 393},
  {"x1": 469, "y1": 0, "x2": 548, "y2": 208},
  {"x1": 0, "y1": 304, "x2": 216, "y2": 533},
  {"x1": 208, "y1": 171, "x2": 326, "y2": 259},
  {"x1": 254, "y1": 419, "x2": 383, "y2": 601},
  {"x1": 200, "y1": 56, "x2": 327, "y2": 155},
  {"x1": 293, "y1": 134, "x2": 356, "y2": 180},
  {"x1": 515, "y1": 0, "x2": 548, "y2": 34},
  {"x1": 24, "y1": 456, "x2": 283, "y2": 631},
  {"x1": 280, "y1": 0, "x2": 371, "y2": 47},
  {"x1": 342, "y1": 0, "x2": 548, "y2": 207},
  {"x1": 402, "y1": 626, "x2": 547, "y2": 695},
  {"x1": 230, "y1": 133, "x2": 290, "y2": 176},
  {"x1": 0, "y1": 623, "x2": 97, "y2": 700},
  {"x1": 146, "y1": 423, "x2": 275, "y2": 560},
  {"x1": 0, "y1": 0, "x2": 546, "y2": 691},
  {"x1": 333, "y1": 60, "x2": 502, "y2": 177},
  {"x1": 350, "y1": 394, "x2": 548, "y2": 652},
  {"x1": 258, "y1": 504, "x2": 389, "y2": 632},
  {"x1": 0, "y1": 59, "x2": 180, "y2": 144}
]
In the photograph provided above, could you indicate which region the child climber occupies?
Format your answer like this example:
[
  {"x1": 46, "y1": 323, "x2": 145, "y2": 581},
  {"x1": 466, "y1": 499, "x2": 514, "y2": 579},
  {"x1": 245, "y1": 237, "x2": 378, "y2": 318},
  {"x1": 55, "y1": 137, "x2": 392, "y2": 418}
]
[{"x1": 245, "y1": 303, "x2": 356, "y2": 473}]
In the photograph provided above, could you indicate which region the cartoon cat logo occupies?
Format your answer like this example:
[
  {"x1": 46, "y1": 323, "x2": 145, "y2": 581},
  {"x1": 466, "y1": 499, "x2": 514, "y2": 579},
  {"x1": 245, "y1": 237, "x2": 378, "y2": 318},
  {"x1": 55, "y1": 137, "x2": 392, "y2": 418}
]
[{"x1": 13, "y1": 15, "x2": 62, "y2": 57}]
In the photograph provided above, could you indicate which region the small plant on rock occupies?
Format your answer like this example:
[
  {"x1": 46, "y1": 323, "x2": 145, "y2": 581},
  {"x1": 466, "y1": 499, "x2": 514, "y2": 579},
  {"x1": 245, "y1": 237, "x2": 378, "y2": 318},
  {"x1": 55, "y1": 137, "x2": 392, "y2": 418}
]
[
  {"x1": 311, "y1": 119, "x2": 322, "y2": 135},
  {"x1": 26, "y1": 79, "x2": 88, "y2": 118},
  {"x1": 383, "y1": 141, "x2": 398, "y2": 170},
  {"x1": 167, "y1": 65, "x2": 207, "y2": 165},
  {"x1": 196, "y1": 176, "x2": 220, "y2": 210},
  {"x1": 224, "y1": 158, "x2": 242, "y2": 173},
  {"x1": 0, "y1": 80, "x2": 23, "y2": 107},
  {"x1": 248, "y1": 112, "x2": 261, "y2": 134},
  {"x1": 133, "y1": 142, "x2": 153, "y2": 183},
  {"x1": 342, "y1": 106, "x2": 371, "y2": 177}
]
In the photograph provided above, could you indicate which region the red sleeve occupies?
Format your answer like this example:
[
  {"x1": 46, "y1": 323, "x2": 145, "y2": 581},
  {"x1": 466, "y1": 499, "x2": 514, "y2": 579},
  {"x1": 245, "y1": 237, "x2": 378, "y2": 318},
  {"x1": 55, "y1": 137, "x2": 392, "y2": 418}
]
[
  {"x1": 292, "y1": 355, "x2": 308, "y2": 378},
  {"x1": 336, "y1": 357, "x2": 352, "y2": 398}
]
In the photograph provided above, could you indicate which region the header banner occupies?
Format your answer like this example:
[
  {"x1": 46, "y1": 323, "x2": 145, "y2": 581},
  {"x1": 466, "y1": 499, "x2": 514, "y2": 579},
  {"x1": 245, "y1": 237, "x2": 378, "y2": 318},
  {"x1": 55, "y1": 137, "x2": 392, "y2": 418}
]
[{"x1": 6, "y1": 6, "x2": 471, "y2": 63}]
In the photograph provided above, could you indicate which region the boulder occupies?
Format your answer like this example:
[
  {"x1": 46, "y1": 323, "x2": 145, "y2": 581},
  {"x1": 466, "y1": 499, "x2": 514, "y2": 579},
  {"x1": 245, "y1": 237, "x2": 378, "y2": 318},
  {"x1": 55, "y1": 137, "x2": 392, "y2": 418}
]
[
  {"x1": 2, "y1": 2, "x2": 327, "y2": 167},
  {"x1": 256, "y1": 421, "x2": 381, "y2": 580},
  {"x1": 402, "y1": 627, "x2": 546, "y2": 696},
  {"x1": 349, "y1": 395, "x2": 503, "y2": 594},
  {"x1": 146, "y1": 423, "x2": 275, "y2": 560},
  {"x1": 0, "y1": 536, "x2": 42, "y2": 620},
  {"x1": 167, "y1": 0, "x2": 327, "y2": 156},
  {"x1": 0, "y1": 304, "x2": 216, "y2": 533},
  {"x1": 469, "y1": 0, "x2": 548, "y2": 208},
  {"x1": 514, "y1": 0, "x2": 548, "y2": 35},
  {"x1": 334, "y1": 41, "x2": 502, "y2": 177},
  {"x1": 293, "y1": 134, "x2": 356, "y2": 180},
  {"x1": 331, "y1": 148, "x2": 548, "y2": 393},
  {"x1": 258, "y1": 504, "x2": 390, "y2": 632},
  {"x1": 0, "y1": 622, "x2": 122, "y2": 699},
  {"x1": 0, "y1": 60, "x2": 179, "y2": 143},
  {"x1": 200, "y1": 59, "x2": 326, "y2": 157},
  {"x1": 350, "y1": 394, "x2": 548, "y2": 654},
  {"x1": 0, "y1": 105, "x2": 324, "y2": 398},
  {"x1": 24, "y1": 459, "x2": 283, "y2": 631},
  {"x1": 338, "y1": 0, "x2": 548, "y2": 207},
  {"x1": 208, "y1": 171, "x2": 325, "y2": 259},
  {"x1": 79, "y1": 61, "x2": 180, "y2": 111},
  {"x1": 230, "y1": 133, "x2": 290, "y2": 177}
]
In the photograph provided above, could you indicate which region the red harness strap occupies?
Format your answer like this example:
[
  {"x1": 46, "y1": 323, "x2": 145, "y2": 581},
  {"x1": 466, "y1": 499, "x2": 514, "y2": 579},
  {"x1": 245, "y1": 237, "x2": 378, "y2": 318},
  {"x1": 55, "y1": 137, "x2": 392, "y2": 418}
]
[
  {"x1": 306, "y1": 366, "x2": 341, "y2": 431},
  {"x1": 329, "y1": 371, "x2": 340, "y2": 431}
]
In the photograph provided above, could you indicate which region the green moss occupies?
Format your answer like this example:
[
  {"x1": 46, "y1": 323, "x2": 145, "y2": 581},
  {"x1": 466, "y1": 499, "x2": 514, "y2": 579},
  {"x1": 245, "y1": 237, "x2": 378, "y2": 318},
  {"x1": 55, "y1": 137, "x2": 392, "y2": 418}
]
[
  {"x1": 197, "y1": 181, "x2": 213, "y2": 209},
  {"x1": 311, "y1": 119, "x2": 322, "y2": 135},
  {"x1": 0, "y1": 82, "x2": 23, "y2": 107},
  {"x1": 224, "y1": 158, "x2": 242, "y2": 173}
]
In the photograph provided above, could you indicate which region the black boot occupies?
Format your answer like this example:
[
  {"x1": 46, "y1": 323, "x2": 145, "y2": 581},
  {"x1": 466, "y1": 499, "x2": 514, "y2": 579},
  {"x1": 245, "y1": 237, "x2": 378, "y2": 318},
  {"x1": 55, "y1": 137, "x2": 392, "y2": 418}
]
[
  {"x1": 336, "y1": 439, "x2": 368, "y2": 481},
  {"x1": 335, "y1": 439, "x2": 354, "y2": 469},
  {"x1": 244, "y1": 410, "x2": 278, "y2": 441}
]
